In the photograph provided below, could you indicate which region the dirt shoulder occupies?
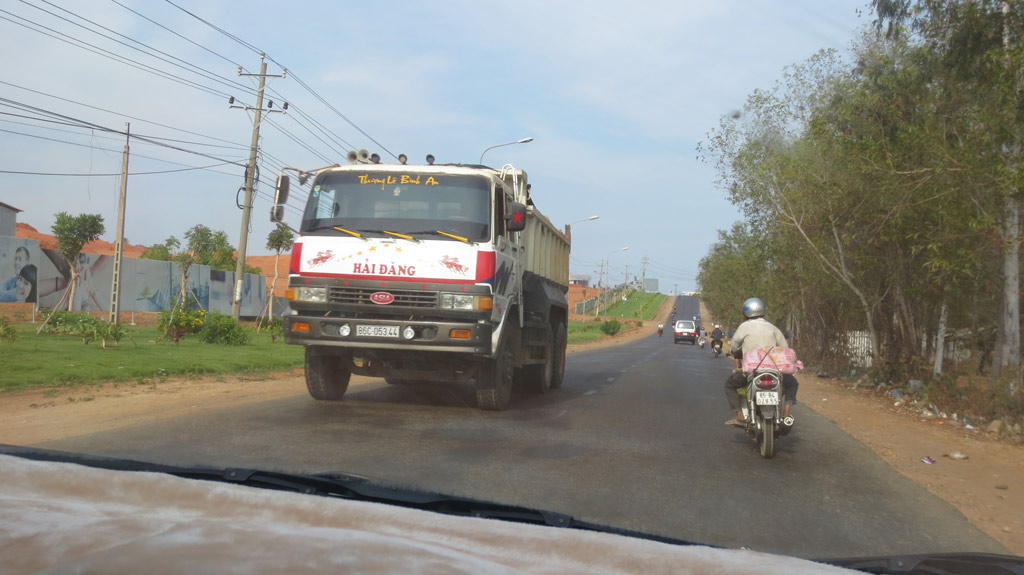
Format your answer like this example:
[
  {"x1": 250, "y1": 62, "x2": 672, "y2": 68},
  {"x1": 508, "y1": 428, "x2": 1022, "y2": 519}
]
[{"x1": 1, "y1": 297, "x2": 1021, "y2": 554}]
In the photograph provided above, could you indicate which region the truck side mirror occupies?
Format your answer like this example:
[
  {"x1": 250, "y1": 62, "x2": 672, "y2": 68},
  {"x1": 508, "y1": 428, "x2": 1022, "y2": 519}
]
[
  {"x1": 505, "y1": 201, "x2": 527, "y2": 232},
  {"x1": 271, "y1": 174, "x2": 290, "y2": 223},
  {"x1": 275, "y1": 174, "x2": 290, "y2": 205}
]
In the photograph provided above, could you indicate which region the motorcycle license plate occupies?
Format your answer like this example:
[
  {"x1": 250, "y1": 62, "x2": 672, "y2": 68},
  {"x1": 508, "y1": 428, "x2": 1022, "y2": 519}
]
[
  {"x1": 356, "y1": 325, "x2": 399, "y2": 338},
  {"x1": 755, "y1": 391, "x2": 779, "y2": 405}
]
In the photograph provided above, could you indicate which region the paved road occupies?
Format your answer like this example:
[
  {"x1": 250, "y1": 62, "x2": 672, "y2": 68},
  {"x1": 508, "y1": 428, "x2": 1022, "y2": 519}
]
[{"x1": 38, "y1": 296, "x2": 1008, "y2": 559}]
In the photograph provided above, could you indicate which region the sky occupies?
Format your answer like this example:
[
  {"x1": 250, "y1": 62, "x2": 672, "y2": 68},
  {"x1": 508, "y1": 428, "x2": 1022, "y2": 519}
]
[{"x1": 0, "y1": 0, "x2": 873, "y2": 293}]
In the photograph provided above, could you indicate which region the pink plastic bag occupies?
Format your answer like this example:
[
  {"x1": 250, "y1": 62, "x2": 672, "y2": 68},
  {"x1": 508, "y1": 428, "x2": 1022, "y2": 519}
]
[{"x1": 742, "y1": 347, "x2": 803, "y2": 374}]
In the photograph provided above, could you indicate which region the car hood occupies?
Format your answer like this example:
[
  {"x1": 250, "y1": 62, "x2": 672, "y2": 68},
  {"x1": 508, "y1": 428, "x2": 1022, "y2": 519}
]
[{"x1": 0, "y1": 453, "x2": 859, "y2": 575}]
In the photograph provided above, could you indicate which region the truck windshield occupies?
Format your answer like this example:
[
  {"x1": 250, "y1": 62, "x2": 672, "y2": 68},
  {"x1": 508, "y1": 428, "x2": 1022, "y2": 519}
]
[{"x1": 301, "y1": 171, "x2": 491, "y2": 241}]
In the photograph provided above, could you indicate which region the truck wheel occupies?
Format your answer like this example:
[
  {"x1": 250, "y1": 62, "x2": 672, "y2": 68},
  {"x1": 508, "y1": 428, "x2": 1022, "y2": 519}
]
[
  {"x1": 305, "y1": 347, "x2": 351, "y2": 401},
  {"x1": 476, "y1": 341, "x2": 514, "y2": 411},
  {"x1": 525, "y1": 329, "x2": 554, "y2": 394},
  {"x1": 550, "y1": 322, "x2": 567, "y2": 389}
]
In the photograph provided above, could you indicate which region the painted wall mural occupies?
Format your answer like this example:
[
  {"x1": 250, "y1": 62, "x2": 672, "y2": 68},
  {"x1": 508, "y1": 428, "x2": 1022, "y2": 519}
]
[{"x1": 0, "y1": 236, "x2": 268, "y2": 316}]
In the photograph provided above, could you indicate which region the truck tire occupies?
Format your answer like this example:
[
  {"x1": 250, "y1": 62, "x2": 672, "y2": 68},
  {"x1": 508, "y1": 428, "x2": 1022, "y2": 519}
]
[
  {"x1": 305, "y1": 347, "x2": 351, "y2": 401},
  {"x1": 475, "y1": 340, "x2": 514, "y2": 411},
  {"x1": 550, "y1": 322, "x2": 567, "y2": 389},
  {"x1": 525, "y1": 329, "x2": 554, "y2": 394}
]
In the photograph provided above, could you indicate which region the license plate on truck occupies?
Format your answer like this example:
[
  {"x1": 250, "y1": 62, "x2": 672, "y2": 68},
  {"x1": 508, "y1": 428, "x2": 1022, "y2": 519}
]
[
  {"x1": 356, "y1": 325, "x2": 399, "y2": 338},
  {"x1": 755, "y1": 391, "x2": 779, "y2": 405}
]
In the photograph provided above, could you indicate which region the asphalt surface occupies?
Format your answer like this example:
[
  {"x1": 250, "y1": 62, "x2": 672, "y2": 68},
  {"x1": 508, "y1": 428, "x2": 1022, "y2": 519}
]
[{"x1": 37, "y1": 296, "x2": 1009, "y2": 559}]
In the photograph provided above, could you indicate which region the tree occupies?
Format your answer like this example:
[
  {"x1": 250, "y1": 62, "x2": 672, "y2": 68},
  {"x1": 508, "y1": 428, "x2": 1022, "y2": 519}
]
[
  {"x1": 263, "y1": 224, "x2": 294, "y2": 322},
  {"x1": 52, "y1": 212, "x2": 105, "y2": 312},
  {"x1": 872, "y1": 0, "x2": 1023, "y2": 385},
  {"x1": 184, "y1": 225, "x2": 235, "y2": 270},
  {"x1": 140, "y1": 236, "x2": 180, "y2": 261}
]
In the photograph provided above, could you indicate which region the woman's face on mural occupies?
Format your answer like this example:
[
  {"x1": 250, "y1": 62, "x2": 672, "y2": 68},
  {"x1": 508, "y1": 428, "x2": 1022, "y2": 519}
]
[
  {"x1": 13, "y1": 250, "x2": 26, "y2": 274},
  {"x1": 15, "y1": 275, "x2": 31, "y2": 302}
]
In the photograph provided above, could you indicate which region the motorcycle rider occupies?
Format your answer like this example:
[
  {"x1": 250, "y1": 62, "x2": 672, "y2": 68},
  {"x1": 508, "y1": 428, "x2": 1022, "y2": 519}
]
[
  {"x1": 724, "y1": 298, "x2": 798, "y2": 427},
  {"x1": 658, "y1": 323, "x2": 664, "y2": 337},
  {"x1": 710, "y1": 324, "x2": 724, "y2": 352}
]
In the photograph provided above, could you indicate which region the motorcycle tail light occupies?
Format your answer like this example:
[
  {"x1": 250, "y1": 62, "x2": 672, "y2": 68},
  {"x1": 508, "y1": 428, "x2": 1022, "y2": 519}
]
[{"x1": 757, "y1": 375, "x2": 777, "y2": 388}]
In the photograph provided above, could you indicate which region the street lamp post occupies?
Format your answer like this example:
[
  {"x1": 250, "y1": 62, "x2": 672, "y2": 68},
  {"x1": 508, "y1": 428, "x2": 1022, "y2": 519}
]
[
  {"x1": 565, "y1": 215, "x2": 599, "y2": 238},
  {"x1": 602, "y1": 247, "x2": 629, "y2": 321},
  {"x1": 565, "y1": 215, "x2": 599, "y2": 316},
  {"x1": 479, "y1": 137, "x2": 533, "y2": 164}
]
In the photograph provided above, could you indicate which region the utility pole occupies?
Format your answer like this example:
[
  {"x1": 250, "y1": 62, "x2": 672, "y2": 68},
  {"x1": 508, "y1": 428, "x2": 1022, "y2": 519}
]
[
  {"x1": 641, "y1": 256, "x2": 648, "y2": 292},
  {"x1": 108, "y1": 123, "x2": 129, "y2": 325},
  {"x1": 231, "y1": 54, "x2": 286, "y2": 321}
]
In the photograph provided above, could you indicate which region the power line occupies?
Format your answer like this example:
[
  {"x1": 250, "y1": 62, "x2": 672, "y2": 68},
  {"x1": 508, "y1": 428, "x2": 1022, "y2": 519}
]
[
  {"x1": 276, "y1": 66, "x2": 399, "y2": 160},
  {"x1": 0, "y1": 79, "x2": 250, "y2": 149},
  {"x1": 23, "y1": 0, "x2": 257, "y2": 97},
  {"x1": 0, "y1": 10, "x2": 228, "y2": 99},
  {"x1": 163, "y1": 0, "x2": 261, "y2": 55},
  {"x1": 0, "y1": 162, "x2": 237, "y2": 176},
  {"x1": 0, "y1": 96, "x2": 247, "y2": 167},
  {"x1": 109, "y1": 0, "x2": 241, "y2": 69},
  {"x1": 159, "y1": 0, "x2": 395, "y2": 159}
]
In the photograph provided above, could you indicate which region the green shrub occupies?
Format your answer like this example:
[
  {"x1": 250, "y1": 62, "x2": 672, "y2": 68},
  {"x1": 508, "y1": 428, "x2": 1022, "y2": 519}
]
[
  {"x1": 96, "y1": 322, "x2": 134, "y2": 349},
  {"x1": 39, "y1": 310, "x2": 100, "y2": 343},
  {"x1": 198, "y1": 311, "x2": 250, "y2": 345},
  {"x1": 266, "y1": 318, "x2": 284, "y2": 343},
  {"x1": 70, "y1": 314, "x2": 101, "y2": 344},
  {"x1": 158, "y1": 304, "x2": 206, "y2": 343},
  {"x1": 600, "y1": 320, "x2": 622, "y2": 336},
  {"x1": 0, "y1": 317, "x2": 16, "y2": 346},
  {"x1": 39, "y1": 308, "x2": 83, "y2": 335}
]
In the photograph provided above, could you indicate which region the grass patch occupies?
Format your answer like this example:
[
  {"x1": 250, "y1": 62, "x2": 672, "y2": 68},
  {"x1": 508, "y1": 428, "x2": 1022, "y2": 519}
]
[
  {"x1": 602, "y1": 292, "x2": 666, "y2": 322},
  {"x1": 568, "y1": 318, "x2": 609, "y2": 344},
  {"x1": 3, "y1": 291, "x2": 669, "y2": 392},
  {"x1": 0, "y1": 323, "x2": 303, "y2": 393},
  {"x1": 568, "y1": 291, "x2": 666, "y2": 343}
]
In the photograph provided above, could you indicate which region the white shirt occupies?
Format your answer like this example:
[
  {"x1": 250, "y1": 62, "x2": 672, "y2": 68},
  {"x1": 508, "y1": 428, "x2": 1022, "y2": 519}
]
[{"x1": 730, "y1": 317, "x2": 788, "y2": 353}]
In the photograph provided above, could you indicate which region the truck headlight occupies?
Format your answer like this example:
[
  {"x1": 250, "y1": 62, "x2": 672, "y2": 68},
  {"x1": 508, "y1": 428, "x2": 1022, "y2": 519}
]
[
  {"x1": 440, "y1": 293, "x2": 492, "y2": 310},
  {"x1": 292, "y1": 286, "x2": 328, "y2": 303}
]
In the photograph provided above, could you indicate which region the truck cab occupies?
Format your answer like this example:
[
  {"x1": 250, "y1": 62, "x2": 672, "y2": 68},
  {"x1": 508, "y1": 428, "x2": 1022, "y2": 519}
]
[{"x1": 271, "y1": 159, "x2": 569, "y2": 411}]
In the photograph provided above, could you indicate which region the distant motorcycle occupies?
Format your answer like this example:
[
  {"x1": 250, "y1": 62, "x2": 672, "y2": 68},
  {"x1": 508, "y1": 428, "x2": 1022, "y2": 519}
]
[{"x1": 711, "y1": 339, "x2": 723, "y2": 357}]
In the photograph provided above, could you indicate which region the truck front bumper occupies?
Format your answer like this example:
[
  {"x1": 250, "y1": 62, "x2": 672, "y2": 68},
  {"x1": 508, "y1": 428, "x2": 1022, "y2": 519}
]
[{"x1": 284, "y1": 315, "x2": 492, "y2": 354}]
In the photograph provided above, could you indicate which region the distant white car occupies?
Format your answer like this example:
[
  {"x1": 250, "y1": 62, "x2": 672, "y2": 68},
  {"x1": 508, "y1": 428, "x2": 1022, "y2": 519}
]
[{"x1": 674, "y1": 320, "x2": 697, "y2": 344}]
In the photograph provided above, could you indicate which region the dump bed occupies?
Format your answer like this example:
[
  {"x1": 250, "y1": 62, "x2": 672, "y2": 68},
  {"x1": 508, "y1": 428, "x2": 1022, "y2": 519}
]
[{"x1": 522, "y1": 205, "x2": 570, "y2": 288}]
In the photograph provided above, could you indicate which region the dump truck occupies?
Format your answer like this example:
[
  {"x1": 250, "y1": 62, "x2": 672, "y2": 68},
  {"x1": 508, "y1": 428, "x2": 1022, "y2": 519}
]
[{"x1": 270, "y1": 153, "x2": 570, "y2": 410}]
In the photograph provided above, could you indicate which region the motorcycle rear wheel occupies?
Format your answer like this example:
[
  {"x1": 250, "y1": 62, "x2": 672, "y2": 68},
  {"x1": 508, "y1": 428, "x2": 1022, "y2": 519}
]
[{"x1": 758, "y1": 415, "x2": 776, "y2": 459}]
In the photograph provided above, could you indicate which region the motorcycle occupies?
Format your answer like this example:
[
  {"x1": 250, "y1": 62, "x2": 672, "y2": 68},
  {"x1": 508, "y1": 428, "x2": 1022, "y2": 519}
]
[
  {"x1": 697, "y1": 335, "x2": 706, "y2": 348},
  {"x1": 739, "y1": 367, "x2": 792, "y2": 458},
  {"x1": 711, "y1": 339, "x2": 723, "y2": 357},
  {"x1": 658, "y1": 327, "x2": 664, "y2": 337}
]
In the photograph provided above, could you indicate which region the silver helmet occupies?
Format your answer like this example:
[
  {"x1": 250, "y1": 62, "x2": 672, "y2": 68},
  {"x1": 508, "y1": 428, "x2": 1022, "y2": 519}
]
[{"x1": 742, "y1": 297, "x2": 765, "y2": 319}]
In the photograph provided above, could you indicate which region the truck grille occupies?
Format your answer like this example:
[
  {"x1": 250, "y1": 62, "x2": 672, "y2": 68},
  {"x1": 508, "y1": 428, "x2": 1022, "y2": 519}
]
[{"x1": 328, "y1": 286, "x2": 438, "y2": 308}]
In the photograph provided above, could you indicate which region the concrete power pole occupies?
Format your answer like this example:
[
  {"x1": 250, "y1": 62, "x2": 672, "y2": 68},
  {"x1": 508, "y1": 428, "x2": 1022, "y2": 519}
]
[
  {"x1": 231, "y1": 54, "x2": 285, "y2": 321},
  {"x1": 108, "y1": 124, "x2": 129, "y2": 325}
]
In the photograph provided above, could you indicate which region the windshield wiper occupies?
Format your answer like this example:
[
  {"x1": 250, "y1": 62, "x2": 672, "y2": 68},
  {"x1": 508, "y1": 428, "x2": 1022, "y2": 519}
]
[
  {"x1": 333, "y1": 226, "x2": 366, "y2": 240},
  {"x1": 408, "y1": 230, "x2": 473, "y2": 244},
  {"x1": 352, "y1": 229, "x2": 420, "y2": 243},
  {"x1": 303, "y1": 222, "x2": 368, "y2": 240}
]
